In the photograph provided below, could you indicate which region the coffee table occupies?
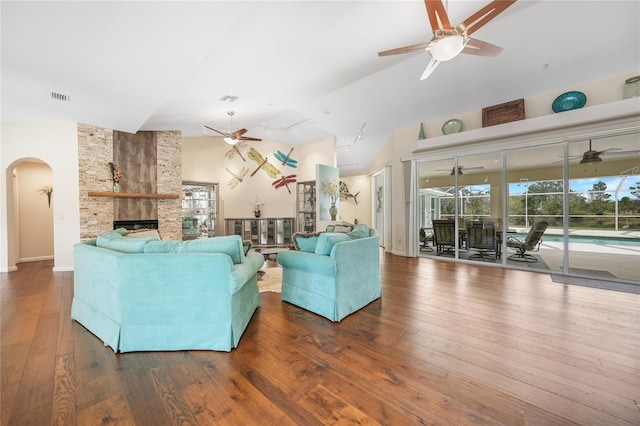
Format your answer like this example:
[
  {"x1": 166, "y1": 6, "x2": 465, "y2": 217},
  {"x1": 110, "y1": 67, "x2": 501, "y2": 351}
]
[{"x1": 252, "y1": 246, "x2": 290, "y2": 261}]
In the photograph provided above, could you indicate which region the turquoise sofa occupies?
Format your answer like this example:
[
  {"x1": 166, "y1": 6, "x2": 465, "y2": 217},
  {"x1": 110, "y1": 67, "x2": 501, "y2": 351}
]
[
  {"x1": 278, "y1": 225, "x2": 381, "y2": 322},
  {"x1": 72, "y1": 231, "x2": 264, "y2": 352}
]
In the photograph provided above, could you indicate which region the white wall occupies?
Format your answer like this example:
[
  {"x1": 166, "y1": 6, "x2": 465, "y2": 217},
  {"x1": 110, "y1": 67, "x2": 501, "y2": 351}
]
[
  {"x1": 338, "y1": 175, "x2": 371, "y2": 226},
  {"x1": 1, "y1": 122, "x2": 79, "y2": 272}
]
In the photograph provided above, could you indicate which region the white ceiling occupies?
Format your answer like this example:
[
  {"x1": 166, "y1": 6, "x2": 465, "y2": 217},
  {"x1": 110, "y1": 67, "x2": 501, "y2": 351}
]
[{"x1": 2, "y1": 1, "x2": 639, "y2": 175}]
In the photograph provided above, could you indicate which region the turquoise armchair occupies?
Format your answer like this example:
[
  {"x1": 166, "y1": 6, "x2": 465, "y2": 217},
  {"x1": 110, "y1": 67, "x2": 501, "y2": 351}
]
[{"x1": 278, "y1": 226, "x2": 381, "y2": 322}]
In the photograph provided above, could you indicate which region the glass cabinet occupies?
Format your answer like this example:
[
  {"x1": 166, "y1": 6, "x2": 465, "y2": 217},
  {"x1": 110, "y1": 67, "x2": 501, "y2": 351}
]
[
  {"x1": 225, "y1": 218, "x2": 294, "y2": 247},
  {"x1": 296, "y1": 180, "x2": 316, "y2": 233},
  {"x1": 182, "y1": 181, "x2": 218, "y2": 240}
]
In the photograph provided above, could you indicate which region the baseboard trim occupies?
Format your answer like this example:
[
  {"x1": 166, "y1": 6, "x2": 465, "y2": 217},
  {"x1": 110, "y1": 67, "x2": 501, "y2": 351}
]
[{"x1": 18, "y1": 255, "x2": 54, "y2": 263}]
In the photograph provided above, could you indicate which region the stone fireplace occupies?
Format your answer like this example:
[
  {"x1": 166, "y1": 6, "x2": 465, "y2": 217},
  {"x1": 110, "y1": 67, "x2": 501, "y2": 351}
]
[{"x1": 78, "y1": 124, "x2": 182, "y2": 240}]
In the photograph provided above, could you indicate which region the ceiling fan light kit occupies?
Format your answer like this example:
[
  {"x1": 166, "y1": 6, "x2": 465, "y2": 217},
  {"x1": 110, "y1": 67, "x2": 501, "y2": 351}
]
[
  {"x1": 580, "y1": 153, "x2": 602, "y2": 165},
  {"x1": 205, "y1": 111, "x2": 262, "y2": 145},
  {"x1": 430, "y1": 35, "x2": 466, "y2": 61}
]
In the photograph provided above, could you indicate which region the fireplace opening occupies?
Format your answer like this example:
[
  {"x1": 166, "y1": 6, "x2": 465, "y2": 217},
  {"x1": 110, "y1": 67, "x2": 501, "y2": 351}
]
[{"x1": 113, "y1": 219, "x2": 159, "y2": 230}]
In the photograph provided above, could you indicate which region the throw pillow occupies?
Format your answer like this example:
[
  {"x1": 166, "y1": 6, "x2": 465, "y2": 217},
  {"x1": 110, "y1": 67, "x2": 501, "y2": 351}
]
[
  {"x1": 96, "y1": 230, "x2": 154, "y2": 253},
  {"x1": 314, "y1": 232, "x2": 350, "y2": 256},
  {"x1": 347, "y1": 224, "x2": 370, "y2": 240},
  {"x1": 177, "y1": 235, "x2": 243, "y2": 264},
  {"x1": 292, "y1": 232, "x2": 322, "y2": 252},
  {"x1": 332, "y1": 225, "x2": 353, "y2": 233},
  {"x1": 125, "y1": 229, "x2": 161, "y2": 240}
]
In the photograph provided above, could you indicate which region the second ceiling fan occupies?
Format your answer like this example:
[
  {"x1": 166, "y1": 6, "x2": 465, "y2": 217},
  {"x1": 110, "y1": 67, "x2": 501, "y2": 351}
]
[
  {"x1": 205, "y1": 111, "x2": 262, "y2": 145},
  {"x1": 378, "y1": 0, "x2": 517, "y2": 80},
  {"x1": 572, "y1": 140, "x2": 640, "y2": 164}
]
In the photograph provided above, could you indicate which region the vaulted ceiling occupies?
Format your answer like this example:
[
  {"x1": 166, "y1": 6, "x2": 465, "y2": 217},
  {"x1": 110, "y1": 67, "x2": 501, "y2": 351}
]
[{"x1": 2, "y1": 1, "x2": 638, "y2": 175}]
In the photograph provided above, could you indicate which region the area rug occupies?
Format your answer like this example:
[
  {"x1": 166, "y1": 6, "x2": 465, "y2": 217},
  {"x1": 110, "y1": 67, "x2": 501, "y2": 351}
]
[
  {"x1": 550, "y1": 272, "x2": 639, "y2": 294},
  {"x1": 257, "y1": 267, "x2": 282, "y2": 293}
]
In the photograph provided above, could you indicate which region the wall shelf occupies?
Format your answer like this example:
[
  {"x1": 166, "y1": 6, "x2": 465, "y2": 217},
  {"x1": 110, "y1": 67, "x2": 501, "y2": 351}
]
[{"x1": 88, "y1": 191, "x2": 179, "y2": 199}]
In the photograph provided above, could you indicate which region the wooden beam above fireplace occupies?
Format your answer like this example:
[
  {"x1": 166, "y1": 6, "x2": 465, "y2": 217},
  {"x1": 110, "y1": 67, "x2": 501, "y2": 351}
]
[{"x1": 87, "y1": 191, "x2": 179, "y2": 199}]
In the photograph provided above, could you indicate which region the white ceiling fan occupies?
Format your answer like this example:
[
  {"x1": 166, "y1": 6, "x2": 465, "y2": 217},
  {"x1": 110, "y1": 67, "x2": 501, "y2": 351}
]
[{"x1": 378, "y1": 0, "x2": 517, "y2": 80}]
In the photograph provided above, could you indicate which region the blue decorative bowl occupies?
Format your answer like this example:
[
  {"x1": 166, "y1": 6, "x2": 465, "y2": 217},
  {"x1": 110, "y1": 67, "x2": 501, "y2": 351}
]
[{"x1": 552, "y1": 91, "x2": 587, "y2": 113}]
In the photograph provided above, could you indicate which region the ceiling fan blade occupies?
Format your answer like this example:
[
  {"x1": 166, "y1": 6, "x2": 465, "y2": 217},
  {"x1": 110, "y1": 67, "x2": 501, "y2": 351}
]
[
  {"x1": 425, "y1": 0, "x2": 452, "y2": 32},
  {"x1": 204, "y1": 125, "x2": 229, "y2": 137},
  {"x1": 600, "y1": 149, "x2": 640, "y2": 156},
  {"x1": 233, "y1": 128, "x2": 248, "y2": 138},
  {"x1": 240, "y1": 136, "x2": 262, "y2": 142},
  {"x1": 462, "y1": 0, "x2": 516, "y2": 37},
  {"x1": 461, "y1": 37, "x2": 503, "y2": 56},
  {"x1": 378, "y1": 41, "x2": 431, "y2": 57},
  {"x1": 597, "y1": 148, "x2": 622, "y2": 155},
  {"x1": 420, "y1": 57, "x2": 441, "y2": 80}
]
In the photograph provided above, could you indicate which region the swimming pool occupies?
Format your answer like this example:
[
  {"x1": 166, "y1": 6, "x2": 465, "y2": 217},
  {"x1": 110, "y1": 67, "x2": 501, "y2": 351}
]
[{"x1": 514, "y1": 234, "x2": 640, "y2": 247}]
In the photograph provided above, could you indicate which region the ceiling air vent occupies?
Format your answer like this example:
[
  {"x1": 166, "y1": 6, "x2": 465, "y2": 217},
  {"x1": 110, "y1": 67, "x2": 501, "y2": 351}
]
[
  {"x1": 51, "y1": 92, "x2": 70, "y2": 102},
  {"x1": 219, "y1": 95, "x2": 238, "y2": 102}
]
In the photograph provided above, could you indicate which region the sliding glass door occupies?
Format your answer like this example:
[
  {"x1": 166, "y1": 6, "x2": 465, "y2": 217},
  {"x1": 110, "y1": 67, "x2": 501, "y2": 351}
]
[
  {"x1": 505, "y1": 144, "x2": 564, "y2": 273},
  {"x1": 415, "y1": 129, "x2": 639, "y2": 284},
  {"x1": 417, "y1": 151, "x2": 502, "y2": 263},
  {"x1": 567, "y1": 135, "x2": 640, "y2": 281}
]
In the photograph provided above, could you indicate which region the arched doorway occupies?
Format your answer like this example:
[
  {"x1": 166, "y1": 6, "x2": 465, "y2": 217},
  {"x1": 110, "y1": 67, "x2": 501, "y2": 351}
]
[{"x1": 6, "y1": 158, "x2": 54, "y2": 270}]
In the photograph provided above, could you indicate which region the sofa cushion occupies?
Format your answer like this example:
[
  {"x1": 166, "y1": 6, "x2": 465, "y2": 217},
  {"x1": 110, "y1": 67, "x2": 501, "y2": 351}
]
[
  {"x1": 315, "y1": 232, "x2": 350, "y2": 256},
  {"x1": 143, "y1": 240, "x2": 181, "y2": 253},
  {"x1": 177, "y1": 235, "x2": 244, "y2": 264},
  {"x1": 96, "y1": 230, "x2": 154, "y2": 253},
  {"x1": 347, "y1": 224, "x2": 370, "y2": 240}
]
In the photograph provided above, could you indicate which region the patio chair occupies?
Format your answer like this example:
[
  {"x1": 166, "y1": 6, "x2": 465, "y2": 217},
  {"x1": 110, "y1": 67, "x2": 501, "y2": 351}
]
[
  {"x1": 432, "y1": 220, "x2": 456, "y2": 256},
  {"x1": 506, "y1": 221, "x2": 549, "y2": 262},
  {"x1": 419, "y1": 227, "x2": 434, "y2": 252},
  {"x1": 465, "y1": 220, "x2": 498, "y2": 261}
]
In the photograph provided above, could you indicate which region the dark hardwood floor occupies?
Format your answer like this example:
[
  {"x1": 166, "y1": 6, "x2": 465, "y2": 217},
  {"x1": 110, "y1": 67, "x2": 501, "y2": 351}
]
[{"x1": 2, "y1": 254, "x2": 639, "y2": 425}]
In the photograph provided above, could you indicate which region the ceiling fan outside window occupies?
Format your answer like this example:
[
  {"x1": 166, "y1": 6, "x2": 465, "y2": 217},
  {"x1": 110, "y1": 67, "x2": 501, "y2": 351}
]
[
  {"x1": 378, "y1": 0, "x2": 517, "y2": 80},
  {"x1": 575, "y1": 140, "x2": 640, "y2": 164},
  {"x1": 205, "y1": 111, "x2": 262, "y2": 145},
  {"x1": 434, "y1": 165, "x2": 484, "y2": 175}
]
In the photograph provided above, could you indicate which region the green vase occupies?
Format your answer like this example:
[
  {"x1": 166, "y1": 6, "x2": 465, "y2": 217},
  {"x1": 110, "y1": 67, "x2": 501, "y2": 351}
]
[
  {"x1": 418, "y1": 122, "x2": 426, "y2": 140},
  {"x1": 329, "y1": 203, "x2": 337, "y2": 221}
]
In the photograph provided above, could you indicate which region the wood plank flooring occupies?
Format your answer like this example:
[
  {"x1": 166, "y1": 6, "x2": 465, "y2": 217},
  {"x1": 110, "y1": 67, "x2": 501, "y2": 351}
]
[{"x1": 2, "y1": 254, "x2": 639, "y2": 425}]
